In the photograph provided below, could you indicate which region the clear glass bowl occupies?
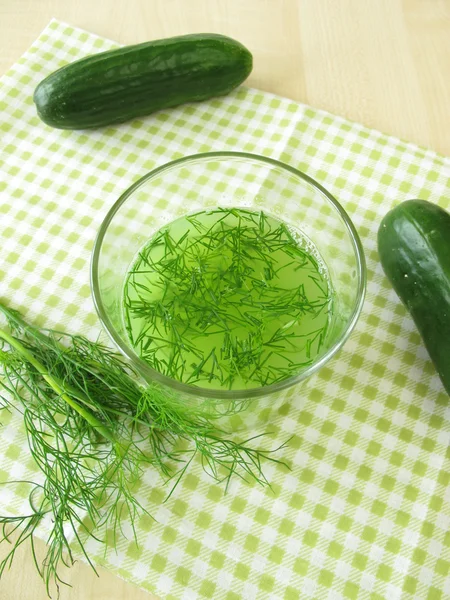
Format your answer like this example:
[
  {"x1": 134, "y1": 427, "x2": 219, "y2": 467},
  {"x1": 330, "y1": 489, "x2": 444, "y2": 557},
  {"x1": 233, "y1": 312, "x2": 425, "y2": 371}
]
[{"x1": 91, "y1": 152, "x2": 366, "y2": 410}]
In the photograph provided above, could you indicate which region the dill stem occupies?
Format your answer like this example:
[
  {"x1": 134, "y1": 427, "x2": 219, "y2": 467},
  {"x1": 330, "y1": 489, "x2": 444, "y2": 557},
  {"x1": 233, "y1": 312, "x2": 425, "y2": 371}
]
[{"x1": 0, "y1": 327, "x2": 117, "y2": 446}]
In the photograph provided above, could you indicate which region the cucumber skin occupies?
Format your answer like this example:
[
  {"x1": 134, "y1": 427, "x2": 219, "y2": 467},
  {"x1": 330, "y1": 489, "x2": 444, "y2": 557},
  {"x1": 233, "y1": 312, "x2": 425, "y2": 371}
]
[
  {"x1": 33, "y1": 33, "x2": 253, "y2": 129},
  {"x1": 377, "y1": 199, "x2": 450, "y2": 395}
]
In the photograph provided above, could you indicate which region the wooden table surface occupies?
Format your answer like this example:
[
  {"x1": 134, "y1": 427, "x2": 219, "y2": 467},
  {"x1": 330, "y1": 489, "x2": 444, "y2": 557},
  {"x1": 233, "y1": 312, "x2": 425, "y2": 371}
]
[{"x1": 1, "y1": 1, "x2": 450, "y2": 598}]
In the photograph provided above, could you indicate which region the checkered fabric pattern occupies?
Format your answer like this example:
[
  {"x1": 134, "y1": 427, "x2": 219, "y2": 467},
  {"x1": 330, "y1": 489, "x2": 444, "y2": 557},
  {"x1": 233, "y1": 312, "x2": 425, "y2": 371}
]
[{"x1": 1, "y1": 20, "x2": 450, "y2": 600}]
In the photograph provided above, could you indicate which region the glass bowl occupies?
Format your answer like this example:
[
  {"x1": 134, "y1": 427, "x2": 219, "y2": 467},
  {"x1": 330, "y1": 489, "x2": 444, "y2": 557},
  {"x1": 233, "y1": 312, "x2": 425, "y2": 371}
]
[{"x1": 91, "y1": 151, "x2": 366, "y2": 413}]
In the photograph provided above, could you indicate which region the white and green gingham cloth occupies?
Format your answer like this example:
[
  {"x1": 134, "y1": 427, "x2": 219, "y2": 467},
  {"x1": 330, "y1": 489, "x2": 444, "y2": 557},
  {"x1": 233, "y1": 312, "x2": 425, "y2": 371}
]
[{"x1": 1, "y1": 20, "x2": 450, "y2": 600}]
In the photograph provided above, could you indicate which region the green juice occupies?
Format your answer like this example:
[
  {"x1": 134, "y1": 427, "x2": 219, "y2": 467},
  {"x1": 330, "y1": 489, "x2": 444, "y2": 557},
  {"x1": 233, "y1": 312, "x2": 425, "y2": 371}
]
[{"x1": 123, "y1": 208, "x2": 334, "y2": 390}]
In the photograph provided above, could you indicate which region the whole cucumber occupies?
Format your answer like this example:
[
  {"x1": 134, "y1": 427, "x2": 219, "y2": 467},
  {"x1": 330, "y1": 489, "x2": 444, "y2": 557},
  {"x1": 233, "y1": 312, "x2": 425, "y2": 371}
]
[
  {"x1": 33, "y1": 33, "x2": 253, "y2": 129},
  {"x1": 377, "y1": 199, "x2": 450, "y2": 395}
]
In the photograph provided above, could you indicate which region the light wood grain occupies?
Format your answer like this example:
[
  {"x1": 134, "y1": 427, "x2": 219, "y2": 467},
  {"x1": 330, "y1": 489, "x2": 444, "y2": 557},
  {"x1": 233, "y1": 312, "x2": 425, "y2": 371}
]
[
  {"x1": 1, "y1": 536, "x2": 155, "y2": 600},
  {"x1": 1, "y1": 1, "x2": 450, "y2": 598}
]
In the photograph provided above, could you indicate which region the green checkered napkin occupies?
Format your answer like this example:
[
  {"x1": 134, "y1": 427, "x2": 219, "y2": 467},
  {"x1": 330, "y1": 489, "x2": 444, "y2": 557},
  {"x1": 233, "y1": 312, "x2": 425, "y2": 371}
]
[{"x1": 1, "y1": 19, "x2": 450, "y2": 600}]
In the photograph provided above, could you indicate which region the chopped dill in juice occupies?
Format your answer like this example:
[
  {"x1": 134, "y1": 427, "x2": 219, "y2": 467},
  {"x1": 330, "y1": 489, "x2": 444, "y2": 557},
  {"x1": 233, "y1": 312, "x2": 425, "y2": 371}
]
[{"x1": 123, "y1": 207, "x2": 334, "y2": 390}]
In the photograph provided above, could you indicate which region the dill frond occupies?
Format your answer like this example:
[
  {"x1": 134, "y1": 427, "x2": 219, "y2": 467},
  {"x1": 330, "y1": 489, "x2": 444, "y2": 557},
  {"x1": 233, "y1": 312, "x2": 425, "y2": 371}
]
[{"x1": 0, "y1": 302, "x2": 288, "y2": 596}]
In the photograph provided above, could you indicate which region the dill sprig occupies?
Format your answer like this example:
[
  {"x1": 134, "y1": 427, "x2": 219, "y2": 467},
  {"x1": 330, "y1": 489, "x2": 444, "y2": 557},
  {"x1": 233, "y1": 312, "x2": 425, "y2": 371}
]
[
  {"x1": 124, "y1": 208, "x2": 333, "y2": 389},
  {"x1": 0, "y1": 303, "x2": 288, "y2": 596}
]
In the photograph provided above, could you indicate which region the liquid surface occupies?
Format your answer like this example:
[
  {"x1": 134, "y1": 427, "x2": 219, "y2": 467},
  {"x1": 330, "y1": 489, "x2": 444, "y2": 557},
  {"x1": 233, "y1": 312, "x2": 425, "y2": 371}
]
[{"x1": 123, "y1": 208, "x2": 334, "y2": 390}]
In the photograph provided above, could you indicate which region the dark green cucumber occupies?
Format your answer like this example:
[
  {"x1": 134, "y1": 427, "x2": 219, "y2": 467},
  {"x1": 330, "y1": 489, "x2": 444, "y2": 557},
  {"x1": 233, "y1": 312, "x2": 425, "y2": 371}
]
[
  {"x1": 378, "y1": 199, "x2": 450, "y2": 395},
  {"x1": 33, "y1": 33, "x2": 253, "y2": 129}
]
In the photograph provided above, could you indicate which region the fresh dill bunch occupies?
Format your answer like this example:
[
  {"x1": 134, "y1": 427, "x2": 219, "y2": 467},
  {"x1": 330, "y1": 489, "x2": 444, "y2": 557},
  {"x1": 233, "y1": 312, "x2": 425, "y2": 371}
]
[{"x1": 0, "y1": 302, "x2": 287, "y2": 596}]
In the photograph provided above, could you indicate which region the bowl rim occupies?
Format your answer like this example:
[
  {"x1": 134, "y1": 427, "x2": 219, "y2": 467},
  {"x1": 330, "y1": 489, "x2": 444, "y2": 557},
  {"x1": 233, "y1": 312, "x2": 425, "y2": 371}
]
[{"x1": 91, "y1": 150, "x2": 367, "y2": 400}]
